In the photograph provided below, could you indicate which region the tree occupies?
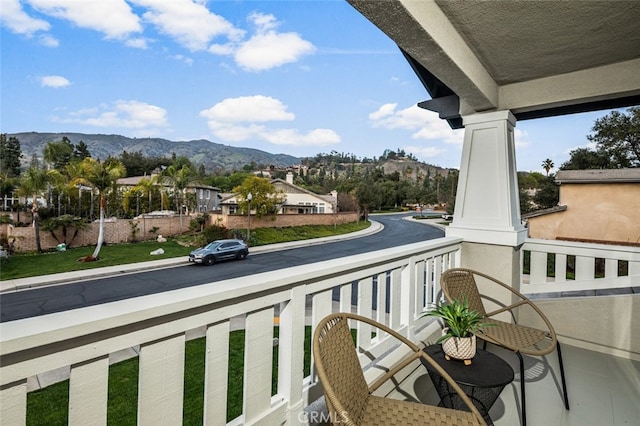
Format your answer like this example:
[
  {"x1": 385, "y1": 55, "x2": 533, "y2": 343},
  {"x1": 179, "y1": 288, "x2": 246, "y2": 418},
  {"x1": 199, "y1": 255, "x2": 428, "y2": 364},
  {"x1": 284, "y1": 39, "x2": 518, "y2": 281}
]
[
  {"x1": 232, "y1": 176, "x2": 285, "y2": 218},
  {"x1": 73, "y1": 141, "x2": 92, "y2": 160},
  {"x1": 18, "y1": 166, "x2": 53, "y2": 252},
  {"x1": 41, "y1": 214, "x2": 87, "y2": 247},
  {"x1": 533, "y1": 176, "x2": 559, "y2": 209},
  {"x1": 43, "y1": 137, "x2": 74, "y2": 170},
  {"x1": 161, "y1": 164, "x2": 195, "y2": 230},
  {"x1": 588, "y1": 106, "x2": 640, "y2": 167},
  {"x1": 72, "y1": 158, "x2": 126, "y2": 260},
  {"x1": 561, "y1": 107, "x2": 640, "y2": 170},
  {"x1": 0, "y1": 134, "x2": 23, "y2": 178},
  {"x1": 0, "y1": 135, "x2": 21, "y2": 204},
  {"x1": 118, "y1": 150, "x2": 169, "y2": 177},
  {"x1": 541, "y1": 158, "x2": 554, "y2": 176},
  {"x1": 560, "y1": 147, "x2": 613, "y2": 170},
  {"x1": 133, "y1": 176, "x2": 158, "y2": 214}
]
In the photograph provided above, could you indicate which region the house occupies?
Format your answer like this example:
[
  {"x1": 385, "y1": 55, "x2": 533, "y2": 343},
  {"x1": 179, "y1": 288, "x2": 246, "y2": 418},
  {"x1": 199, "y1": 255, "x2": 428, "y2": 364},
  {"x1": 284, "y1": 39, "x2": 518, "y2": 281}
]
[
  {"x1": 525, "y1": 169, "x2": 640, "y2": 245},
  {"x1": 116, "y1": 175, "x2": 222, "y2": 213},
  {"x1": 218, "y1": 172, "x2": 338, "y2": 216},
  {"x1": 2, "y1": 3, "x2": 639, "y2": 426}
]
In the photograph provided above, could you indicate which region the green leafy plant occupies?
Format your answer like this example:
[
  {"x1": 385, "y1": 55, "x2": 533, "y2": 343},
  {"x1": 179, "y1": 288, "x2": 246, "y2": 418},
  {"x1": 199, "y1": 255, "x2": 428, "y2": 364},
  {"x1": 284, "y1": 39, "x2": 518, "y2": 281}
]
[{"x1": 424, "y1": 298, "x2": 490, "y2": 343}]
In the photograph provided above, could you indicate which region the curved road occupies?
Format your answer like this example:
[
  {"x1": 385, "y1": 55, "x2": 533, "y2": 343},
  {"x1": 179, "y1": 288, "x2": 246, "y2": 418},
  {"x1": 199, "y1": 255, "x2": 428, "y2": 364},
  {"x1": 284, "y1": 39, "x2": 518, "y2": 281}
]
[{"x1": 0, "y1": 213, "x2": 444, "y2": 322}]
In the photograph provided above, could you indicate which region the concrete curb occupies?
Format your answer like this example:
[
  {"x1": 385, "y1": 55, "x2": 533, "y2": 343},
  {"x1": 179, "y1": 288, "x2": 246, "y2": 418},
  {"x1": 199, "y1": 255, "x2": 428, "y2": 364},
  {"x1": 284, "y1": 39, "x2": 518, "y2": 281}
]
[{"x1": 1, "y1": 220, "x2": 383, "y2": 293}]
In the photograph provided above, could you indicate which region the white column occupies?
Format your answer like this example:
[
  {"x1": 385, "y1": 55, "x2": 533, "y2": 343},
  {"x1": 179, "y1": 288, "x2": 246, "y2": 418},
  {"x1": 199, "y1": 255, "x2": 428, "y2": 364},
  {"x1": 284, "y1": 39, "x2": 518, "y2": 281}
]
[{"x1": 446, "y1": 110, "x2": 527, "y2": 247}]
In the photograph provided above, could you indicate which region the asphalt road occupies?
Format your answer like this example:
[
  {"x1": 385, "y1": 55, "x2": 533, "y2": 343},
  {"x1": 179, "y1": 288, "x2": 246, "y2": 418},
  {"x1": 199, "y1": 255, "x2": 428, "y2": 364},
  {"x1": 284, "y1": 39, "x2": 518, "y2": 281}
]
[{"x1": 0, "y1": 213, "x2": 444, "y2": 322}]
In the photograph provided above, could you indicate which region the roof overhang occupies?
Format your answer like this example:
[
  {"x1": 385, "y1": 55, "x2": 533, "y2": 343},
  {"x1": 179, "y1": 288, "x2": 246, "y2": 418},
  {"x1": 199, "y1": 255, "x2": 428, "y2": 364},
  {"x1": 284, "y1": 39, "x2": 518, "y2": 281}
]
[{"x1": 348, "y1": 0, "x2": 640, "y2": 128}]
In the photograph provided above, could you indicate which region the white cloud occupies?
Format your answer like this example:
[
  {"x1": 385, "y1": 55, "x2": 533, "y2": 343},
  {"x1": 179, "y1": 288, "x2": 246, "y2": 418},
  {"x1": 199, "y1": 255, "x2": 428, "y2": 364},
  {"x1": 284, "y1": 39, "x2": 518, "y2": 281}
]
[
  {"x1": 514, "y1": 128, "x2": 530, "y2": 149},
  {"x1": 170, "y1": 54, "x2": 193, "y2": 66},
  {"x1": 260, "y1": 128, "x2": 340, "y2": 147},
  {"x1": 133, "y1": 0, "x2": 244, "y2": 51},
  {"x1": 368, "y1": 103, "x2": 397, "y2": 120},
  {"x1": 233, "y1": 12, "x2": 315, "y2": 71},
  {"x1": 125, "y1": 37, "x2": 150, "y2": 49},
  {"x1": 0, "y1": 0, "x2": 50, "y2": 35},
  {"x1": 369, "y1": 103, "x2": 463, "y2": 145},
  {"x1": 200, "y1": 95, "x2": 340, "y2": 147},
  {"x1": 28, "y1": 0, "x2": 142, "y2": 39},
  {"x1": 200, "y1": 95, "x2": 295, "y2": 123},
  {"x1": 40, "y1": 75, "x2": 71, "y2": 88},
  {"x1": 38, "y1": 33, "x2": 59, "y2": 47},
  {"x1": 55, "y1": 100, "x2": 169, "y2": 136},
  {"x1": 403, "y1": 145, "x2": 446, "y2": 158},
  {"x1": 4, "y1": 2, "x2": 314, "y2": 70}
]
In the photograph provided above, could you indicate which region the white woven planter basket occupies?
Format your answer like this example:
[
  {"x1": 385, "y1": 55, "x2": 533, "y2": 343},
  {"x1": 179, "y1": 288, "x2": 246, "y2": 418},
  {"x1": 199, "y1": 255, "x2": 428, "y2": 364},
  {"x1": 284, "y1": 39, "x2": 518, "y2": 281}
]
[{"x1": 442, "y1": 334, "x2": 477, "y2": 360}]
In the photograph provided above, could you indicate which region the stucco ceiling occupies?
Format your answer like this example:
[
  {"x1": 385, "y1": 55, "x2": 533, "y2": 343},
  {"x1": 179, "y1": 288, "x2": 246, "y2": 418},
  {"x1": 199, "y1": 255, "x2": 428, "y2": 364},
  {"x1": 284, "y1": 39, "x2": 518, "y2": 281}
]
[{"x1": 348, "y1": 0, "x2": 640, "y2": 127}]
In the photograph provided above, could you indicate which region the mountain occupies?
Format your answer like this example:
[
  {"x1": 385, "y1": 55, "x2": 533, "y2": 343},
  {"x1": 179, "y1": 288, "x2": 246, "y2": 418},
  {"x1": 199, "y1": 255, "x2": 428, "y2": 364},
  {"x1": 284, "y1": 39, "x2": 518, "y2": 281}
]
[{"x1": 8, "y1": 132, "x2": 300, "y2": 173}]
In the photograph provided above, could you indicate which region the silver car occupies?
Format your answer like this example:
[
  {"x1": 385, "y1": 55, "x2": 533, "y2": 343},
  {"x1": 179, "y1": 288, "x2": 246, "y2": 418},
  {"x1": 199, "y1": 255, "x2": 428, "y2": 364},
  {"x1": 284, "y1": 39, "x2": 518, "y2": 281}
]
[{"x1": 188, "y1": 239, "x2": 249, "y2": 265}]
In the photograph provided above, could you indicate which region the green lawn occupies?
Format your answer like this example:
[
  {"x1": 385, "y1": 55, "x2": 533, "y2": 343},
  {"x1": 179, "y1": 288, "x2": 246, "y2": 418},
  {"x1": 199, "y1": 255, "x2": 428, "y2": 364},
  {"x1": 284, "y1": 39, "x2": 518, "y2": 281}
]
[
  {"x1": 27, "y1": 327, "x2": 314, "y2": 425},
  {"x1": 0, "y1": 221, "x2": 370, "y2": 281}
]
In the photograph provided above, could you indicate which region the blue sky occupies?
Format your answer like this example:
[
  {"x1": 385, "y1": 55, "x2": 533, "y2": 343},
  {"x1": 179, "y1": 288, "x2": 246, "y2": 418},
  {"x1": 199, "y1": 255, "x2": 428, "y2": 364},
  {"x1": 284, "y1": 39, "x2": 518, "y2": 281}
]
[{"x1": 1, "y1": 0, "x2": 610, "y2": 174}]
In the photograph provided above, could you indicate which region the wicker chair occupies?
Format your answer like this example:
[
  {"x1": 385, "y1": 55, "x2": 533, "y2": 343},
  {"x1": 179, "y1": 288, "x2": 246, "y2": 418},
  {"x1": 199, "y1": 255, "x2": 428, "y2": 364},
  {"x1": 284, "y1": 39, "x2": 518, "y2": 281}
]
[
  {"x1": 312, "y1": 312, "x2": 486, "y2": 426},
  {"x1": 440, "y1": 268, "x2": 569, "y2": 426}
]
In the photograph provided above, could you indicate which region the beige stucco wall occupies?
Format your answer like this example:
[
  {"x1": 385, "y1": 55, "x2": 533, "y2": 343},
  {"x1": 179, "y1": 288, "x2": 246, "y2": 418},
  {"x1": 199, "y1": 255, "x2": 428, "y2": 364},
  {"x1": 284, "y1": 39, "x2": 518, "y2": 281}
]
[
  {"x1": 520, "y1": 295, "x2": 640, "y2": 359},
  {"x1": 528, "y1": 183, "x2": 640, "y2": 245}
]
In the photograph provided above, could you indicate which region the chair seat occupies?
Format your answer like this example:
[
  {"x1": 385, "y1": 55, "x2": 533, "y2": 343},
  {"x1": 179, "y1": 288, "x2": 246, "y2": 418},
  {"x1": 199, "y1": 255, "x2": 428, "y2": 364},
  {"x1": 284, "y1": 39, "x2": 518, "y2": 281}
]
[
  {"x1": 481, "y1": 319, "x2": 554, "y2": 355},
  {"x1": 361, "y1": 395, "x2": 481, "y2": 426}
]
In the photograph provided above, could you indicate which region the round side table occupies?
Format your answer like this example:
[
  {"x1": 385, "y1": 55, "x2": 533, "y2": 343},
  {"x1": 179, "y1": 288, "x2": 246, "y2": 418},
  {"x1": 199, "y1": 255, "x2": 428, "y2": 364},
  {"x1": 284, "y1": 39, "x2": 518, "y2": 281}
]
[{"x1": 422, "y1": 345, "x2": 514, "y2": 425}]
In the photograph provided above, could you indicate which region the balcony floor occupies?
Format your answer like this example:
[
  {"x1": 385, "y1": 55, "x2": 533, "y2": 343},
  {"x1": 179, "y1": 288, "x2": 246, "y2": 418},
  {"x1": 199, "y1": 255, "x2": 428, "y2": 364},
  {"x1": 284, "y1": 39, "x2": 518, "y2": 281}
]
[{"x1": 384, "y1": 343, "x2": 640, "y2": 426}]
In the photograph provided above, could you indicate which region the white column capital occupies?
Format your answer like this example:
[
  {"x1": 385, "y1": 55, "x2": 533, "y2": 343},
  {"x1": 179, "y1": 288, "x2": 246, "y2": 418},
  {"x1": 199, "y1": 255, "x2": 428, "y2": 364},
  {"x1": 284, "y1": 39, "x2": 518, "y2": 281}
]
[
  {"x1": 446, "y1": 109, "x2": 526, "y2": 247},
  {"x1": 462, "y1": 110, "x2": 516, "y2": 127}
]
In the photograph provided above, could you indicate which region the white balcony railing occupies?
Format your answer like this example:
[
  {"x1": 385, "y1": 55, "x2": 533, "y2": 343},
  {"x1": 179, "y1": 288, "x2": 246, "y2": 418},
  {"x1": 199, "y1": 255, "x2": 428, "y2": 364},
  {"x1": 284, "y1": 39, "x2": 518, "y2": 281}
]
[
  {"x1": 521, "y1": 238, "x2": 640, "y2": 296},
  {"x1": 0, "y1": 237, "x2": 462, "y2": 426}
]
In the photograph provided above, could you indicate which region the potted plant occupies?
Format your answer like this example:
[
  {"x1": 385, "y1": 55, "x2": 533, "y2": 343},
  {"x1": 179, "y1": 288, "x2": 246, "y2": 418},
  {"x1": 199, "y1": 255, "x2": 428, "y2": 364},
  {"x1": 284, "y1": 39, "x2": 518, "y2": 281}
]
[{"x1": 424, "y1": 298, "x2": 489, "y2": 364}]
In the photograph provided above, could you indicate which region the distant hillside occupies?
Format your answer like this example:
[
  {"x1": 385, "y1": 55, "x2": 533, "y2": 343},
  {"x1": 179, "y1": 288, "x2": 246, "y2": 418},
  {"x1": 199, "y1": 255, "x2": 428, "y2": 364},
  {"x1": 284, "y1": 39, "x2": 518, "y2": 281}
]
[
  {"x1": 9, "y1": 132, "x2": 300, "y2": 173},
  {"x1": 379, "y1": 158, "x2": 450, "y2": 181}
]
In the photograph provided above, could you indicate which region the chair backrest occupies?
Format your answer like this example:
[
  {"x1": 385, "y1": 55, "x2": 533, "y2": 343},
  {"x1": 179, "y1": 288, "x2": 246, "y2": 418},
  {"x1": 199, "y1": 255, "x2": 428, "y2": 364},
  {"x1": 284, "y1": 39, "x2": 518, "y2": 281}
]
[
  {"x1": 313, "y1": 314, "x2": 370, "y2": 425},
  {"x1": 441, "y1": 269, "x2": 487, "y2": 316}
]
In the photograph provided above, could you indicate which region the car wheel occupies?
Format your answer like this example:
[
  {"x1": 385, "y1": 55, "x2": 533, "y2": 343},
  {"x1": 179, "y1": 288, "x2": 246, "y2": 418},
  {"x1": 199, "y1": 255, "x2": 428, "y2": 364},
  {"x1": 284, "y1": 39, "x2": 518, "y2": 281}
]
[
  {"x1": 204, "y1": 255, "x2": 215, "y2": 266},
  {"x1": 237, "y1": 251, "x2": 248, "y2": 260}
]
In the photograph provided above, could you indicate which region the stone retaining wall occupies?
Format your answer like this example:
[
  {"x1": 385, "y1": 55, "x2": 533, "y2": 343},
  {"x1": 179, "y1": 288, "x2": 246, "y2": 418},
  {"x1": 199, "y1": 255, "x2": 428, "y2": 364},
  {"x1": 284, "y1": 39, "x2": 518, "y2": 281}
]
[{"x1": 210, "y1": 212, "x2": 359, "y2": 230}]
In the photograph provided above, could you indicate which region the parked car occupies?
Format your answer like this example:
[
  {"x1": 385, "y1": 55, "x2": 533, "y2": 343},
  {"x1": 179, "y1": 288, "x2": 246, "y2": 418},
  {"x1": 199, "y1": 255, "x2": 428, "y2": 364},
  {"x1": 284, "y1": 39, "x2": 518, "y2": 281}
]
[
  {"x1": 188, "y1": 239, "x2": 249, "y2": 265},
  {"x1": 442, "y1": 214, "x2": 454, "y2": 220}
]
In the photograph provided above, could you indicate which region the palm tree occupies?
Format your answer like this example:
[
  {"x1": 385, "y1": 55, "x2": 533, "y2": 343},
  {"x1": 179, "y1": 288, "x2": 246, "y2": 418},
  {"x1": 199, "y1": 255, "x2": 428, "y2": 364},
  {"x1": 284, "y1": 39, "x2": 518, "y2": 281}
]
[
  {"x1": 71, "y1": 158, "x2": 126, "y2": 260},
  {"x1": 133, "y1": 176, "x2": 158, "y2": 213},
  {"x1": 161, "y1": 165, "x2": 194, "y2": 231},
  {"x1": 18, "y1": 166, "x2": 52, "y2": 252},
  {"x1": 542, "y1": 158, "x2": 554, "y2": 176}
]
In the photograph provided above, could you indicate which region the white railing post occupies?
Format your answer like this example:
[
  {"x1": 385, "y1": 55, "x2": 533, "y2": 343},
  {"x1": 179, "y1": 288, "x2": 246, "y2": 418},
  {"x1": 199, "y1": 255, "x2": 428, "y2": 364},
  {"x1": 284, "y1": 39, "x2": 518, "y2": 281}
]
[
  {"x1": 0, "y1": 380, "x2": 27, "y2": 426},
  {"x1": 389, "y1": 268, "x2": 402, "y2": 330},
  {"x1": 69, "y1": 356, "x2": 109, "y2": 426},
  {"x1": 243, "y1": 308, "x2": 275, "y2": 424},
  {"x1": 530, "y1": 251, "x2": 548, "y2": 284},
  {"x1": 357, "y1": 276, "x2": 374, "y2": 349},
  {"x1": 415, "y1": 260, "x2": 426, "y2": 317},
  {"x1": 277, "y1": 288, "x2": 306, "y2": 425},
  {"x1": 555, "y1": 253, "x2": 567, "y2": 283},
  {"x1": 204, "y1": 321, "x2": 230, "y2": 426},
  {"x1": 575, "y1": 255, "x2": 595, "y2": 281},
  {"x1": 629, "y1": 259, "x2": 640, "y2": 278},
  {"x1": 401, "y1": 259, "x2": 416, "y2": 339},
  {"x1": 137, "y1": 334, "x2": 186, "y2": 425},
  {"x1": 605, "y1": 258, "x2": 619, "y2": 279}
]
